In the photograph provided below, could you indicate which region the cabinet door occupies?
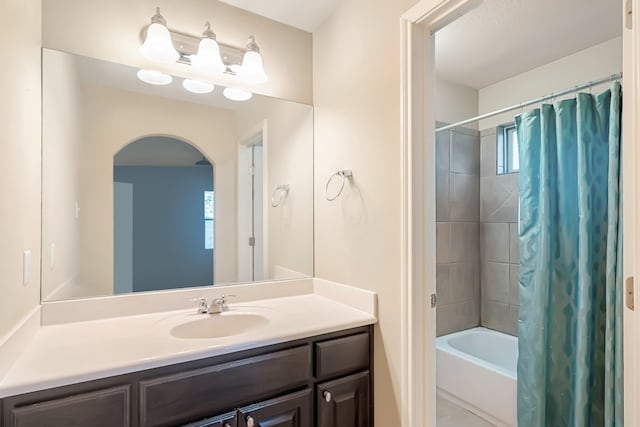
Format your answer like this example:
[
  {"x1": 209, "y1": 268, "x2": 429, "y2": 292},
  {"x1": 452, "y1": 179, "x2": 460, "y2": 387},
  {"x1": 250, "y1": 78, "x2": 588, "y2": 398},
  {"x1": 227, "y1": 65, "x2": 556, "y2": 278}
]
[
  {"x1": 316, "y1": 372, "x2": 370, "y2": 427},
  {"x1": 181, "y1": 410, "x2": 237, "y2": 427},
  {"x1": 238, "y1": 389, "x2": 312, "y2": 427},
  {"x1": 9, "y1": 385, "x2": 130, "y2": 427}
]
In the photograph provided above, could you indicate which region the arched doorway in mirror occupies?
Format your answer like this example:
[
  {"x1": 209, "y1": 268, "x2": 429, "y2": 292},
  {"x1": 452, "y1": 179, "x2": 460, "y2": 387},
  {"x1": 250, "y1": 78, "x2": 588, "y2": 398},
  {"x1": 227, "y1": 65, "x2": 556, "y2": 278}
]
[{"x1": 113, "y1": 135, "x2": 214, "y2": 294}]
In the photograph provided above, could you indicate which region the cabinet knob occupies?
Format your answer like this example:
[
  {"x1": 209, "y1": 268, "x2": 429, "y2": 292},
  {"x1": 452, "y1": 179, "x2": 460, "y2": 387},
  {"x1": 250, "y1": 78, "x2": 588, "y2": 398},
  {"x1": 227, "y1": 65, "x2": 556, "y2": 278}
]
[
  {"x1": 224, "y1": 424, "x2": 231, "y2": 427},
  {"x1": 246, "y1": 416, "x2": 255, "y2": 427},
  {"x1": 323, "y1": 390, "x2": 332, "y2": 403}
]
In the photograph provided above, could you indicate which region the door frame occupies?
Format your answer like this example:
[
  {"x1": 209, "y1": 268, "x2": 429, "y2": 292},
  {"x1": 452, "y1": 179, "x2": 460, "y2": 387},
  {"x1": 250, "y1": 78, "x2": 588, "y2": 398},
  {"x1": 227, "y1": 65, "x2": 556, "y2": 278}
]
[
  {"x1": 399, "y1": 1, "x2": 639, "y2": 426},
  {"x1": 238, "y1": 120, "x2": 269, "y2": 282}
]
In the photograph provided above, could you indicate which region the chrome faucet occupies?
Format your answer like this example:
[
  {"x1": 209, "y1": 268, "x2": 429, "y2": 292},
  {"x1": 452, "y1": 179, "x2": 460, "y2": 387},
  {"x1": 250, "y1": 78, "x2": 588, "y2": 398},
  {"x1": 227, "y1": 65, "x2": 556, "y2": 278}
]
[{"x1": 191, "y1": 295, "x2": 236, "y2": 314}]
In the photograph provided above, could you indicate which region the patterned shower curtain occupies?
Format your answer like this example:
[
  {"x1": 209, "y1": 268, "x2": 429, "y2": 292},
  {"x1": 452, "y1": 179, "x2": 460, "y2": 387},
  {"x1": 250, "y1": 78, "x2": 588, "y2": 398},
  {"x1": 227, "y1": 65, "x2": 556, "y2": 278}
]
[{"x1": 516, "y1": 82, "x2": 623, "y2": 427}]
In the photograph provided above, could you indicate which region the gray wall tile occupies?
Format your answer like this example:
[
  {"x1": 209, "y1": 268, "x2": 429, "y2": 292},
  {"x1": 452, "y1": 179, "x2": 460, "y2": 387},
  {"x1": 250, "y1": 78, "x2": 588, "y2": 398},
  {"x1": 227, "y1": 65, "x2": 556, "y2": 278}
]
[
  {"x1": 450, "y1": 174, "x2": 480, "y2": 221},
  {"x1": 436, "y1": 223, "x2": 450, "y2": 264},
  {"x1": 436, "y1": 131, "x2": 450, "y2": 171},
  {"x1": 451, "y1": 132, "x2": 480, "y2": 174},
  {"x1": 437, "y1": 264, "x2": 451, "y2": 306},
  {"x1": 481, "y1": 300, "x2": 516, "y2": 335},
  {"x1": 436, "y1": 170, "x2": 450, "y2": 222},
  {"x1": 509, "y1": 264, "x2": 519, "y2": 306},
  {"x1": 509, "y1": 222, "x2": 519, "y2": 263},
  {"x1": 482, "y1": 223, "x2": 509, "y2": 262},
  {"x1": 437, "y1": 300, "x2": 479, "y2": 337},
  {"x1": 482, "y1": 261, "x2": 510, "y2": 303},
  {"x1": 450, "y1": 223, "x2": 479, "y2": 262},
  {"x1": 480, "y1": 174, "x2": 519, "y2": 222},
  {"x1": 481, "y1": 135, "x2": 497, "y2": 177},
  {"x1": 450, "y1": 262, "x2": 476, "y2": 303}
]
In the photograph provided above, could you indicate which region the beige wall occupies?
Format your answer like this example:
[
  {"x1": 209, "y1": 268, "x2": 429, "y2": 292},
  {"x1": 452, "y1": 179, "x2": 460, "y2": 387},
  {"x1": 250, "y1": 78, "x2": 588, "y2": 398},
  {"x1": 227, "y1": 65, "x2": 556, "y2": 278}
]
[
  {"x1": 435, "y1": 77, "x2": 479, "y2": 128},
  {"x1": 0, "y1": 0, "x2": 42, "y2": 338},
  {"x1": 41, "y1": 50, "x2": 84, "y2": 300},
  {"x1": 236, "y1": 98, "x2": 314, "y2": 281},
  {"x1": 41, "y1": 0, "x2": 312, "y2": 105},
  {"x1": 77, "y1": 84, "x2": 238, "y2": 297},
  {"x1": 313, "y1": 0, "x2": 419, "y2": 424},
  {"x1": 479, "y1": 36, "x2": 622, "y2": 129}
]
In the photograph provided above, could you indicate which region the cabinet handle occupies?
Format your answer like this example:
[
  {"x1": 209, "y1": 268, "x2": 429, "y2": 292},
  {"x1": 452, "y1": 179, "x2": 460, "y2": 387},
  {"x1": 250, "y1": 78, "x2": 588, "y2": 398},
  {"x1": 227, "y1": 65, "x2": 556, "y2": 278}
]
[
  {"x1": 323, "y1": 390, "x2": 332, "y2": 403},
  {"x1": 246, "y1": 416, "x2": 255, "y2": 427}
]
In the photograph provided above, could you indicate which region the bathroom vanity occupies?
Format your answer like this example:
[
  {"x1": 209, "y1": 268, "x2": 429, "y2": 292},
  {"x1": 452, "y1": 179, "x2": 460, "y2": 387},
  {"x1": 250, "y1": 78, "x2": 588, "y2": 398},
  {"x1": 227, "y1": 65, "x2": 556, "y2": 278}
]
[
  {"x1": 0, "y1": 280, "x2": 376, "y2": 427},
  {"x1": 1, "y1": 326, "x2": 371, "y2": 427}
]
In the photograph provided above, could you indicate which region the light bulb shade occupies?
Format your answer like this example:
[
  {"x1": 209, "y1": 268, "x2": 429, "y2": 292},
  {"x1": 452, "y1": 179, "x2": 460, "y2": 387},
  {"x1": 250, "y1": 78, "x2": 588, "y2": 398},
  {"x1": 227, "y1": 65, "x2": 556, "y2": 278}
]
[
  {"x1": 137, "y1": 69, "x2": 173, "y2": 85},
  {"x1": 183, "y1": 79, "x2": 215, "y2": 94},
  {"x1": 223, "y1": 87, "x2": 253, "y2": 101},
  {"x1": 237, "y1": 51, "x2": 268, "y2": 84},
  {"x1": 190, "y1": 37, "x2": 226, "y2": 76},
  {"x1": 140, "y1": 22, "x2": 179, "y2": 63}
]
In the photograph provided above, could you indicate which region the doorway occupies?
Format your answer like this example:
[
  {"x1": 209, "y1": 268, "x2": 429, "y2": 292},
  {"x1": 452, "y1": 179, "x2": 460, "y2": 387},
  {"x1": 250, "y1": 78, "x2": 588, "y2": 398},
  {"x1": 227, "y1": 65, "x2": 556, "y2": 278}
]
[{"x1": 399, "y1": 0, "x2": 637, "y2": 426}]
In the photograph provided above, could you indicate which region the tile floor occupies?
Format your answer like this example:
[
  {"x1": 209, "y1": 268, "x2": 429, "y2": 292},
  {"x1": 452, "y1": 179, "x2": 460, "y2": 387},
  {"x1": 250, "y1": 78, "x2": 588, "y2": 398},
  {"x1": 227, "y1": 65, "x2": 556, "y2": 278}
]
[{"x1": 437, "y1": 396, "x2": 496, "y2": 427}]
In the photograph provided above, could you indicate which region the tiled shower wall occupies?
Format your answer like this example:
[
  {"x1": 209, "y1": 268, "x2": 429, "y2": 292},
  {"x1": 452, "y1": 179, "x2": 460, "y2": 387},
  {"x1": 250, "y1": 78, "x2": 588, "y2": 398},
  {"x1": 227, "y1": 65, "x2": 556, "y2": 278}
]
[
  {"x1": 435, "y1": 124, "x2": 481, "y2": 337},
  {"x1": 480, "y1": 127, "x2": 519, "y2": 336}
]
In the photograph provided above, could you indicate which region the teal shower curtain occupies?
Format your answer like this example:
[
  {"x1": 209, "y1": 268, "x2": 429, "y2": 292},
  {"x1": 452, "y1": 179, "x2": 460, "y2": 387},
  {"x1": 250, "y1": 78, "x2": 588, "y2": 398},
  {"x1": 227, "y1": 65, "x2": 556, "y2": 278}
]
[{"x1": 516, "y1": 83, "x2": 623, "y2": 427}]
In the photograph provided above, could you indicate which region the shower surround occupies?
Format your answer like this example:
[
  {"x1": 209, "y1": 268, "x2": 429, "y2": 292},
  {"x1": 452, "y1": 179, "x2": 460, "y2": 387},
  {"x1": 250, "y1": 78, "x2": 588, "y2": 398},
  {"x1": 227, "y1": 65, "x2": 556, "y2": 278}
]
[{"x1": 435, "y1": 123, "x2": 520, "y2": 337}]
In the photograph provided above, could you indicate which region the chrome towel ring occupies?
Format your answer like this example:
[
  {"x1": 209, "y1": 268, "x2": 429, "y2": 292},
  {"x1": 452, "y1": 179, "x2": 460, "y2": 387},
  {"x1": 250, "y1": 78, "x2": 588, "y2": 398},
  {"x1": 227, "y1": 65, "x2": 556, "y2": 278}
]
[
  {"x1": 271, "y1": 184, "x2": 290, "y2": 207},
  {"x1": 325, "y1": 170, "x2": 353, "y2": 201}
]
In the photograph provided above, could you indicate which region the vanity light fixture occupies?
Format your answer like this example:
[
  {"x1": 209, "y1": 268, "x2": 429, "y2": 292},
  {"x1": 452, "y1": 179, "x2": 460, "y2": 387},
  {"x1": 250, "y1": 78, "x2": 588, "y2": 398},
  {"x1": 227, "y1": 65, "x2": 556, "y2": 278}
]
[
  {"x1": 137, "y1": 69, "x2": 173, "y2": 85},
  {"x1": 237, "y1": 36, "x2": 268, "y2": 84},
  {"x1": 189, "y1": 22, "x2": 226, "y2": 76},
  {"x1": 223, "y1": 87, "x2": 253, "y2": 102},
  {"x1": 183, "y1": 78, "x2": 215, "y2": 94},
  {"x1": 139, "y1": 8, "x2": 180, "y2": 63}
]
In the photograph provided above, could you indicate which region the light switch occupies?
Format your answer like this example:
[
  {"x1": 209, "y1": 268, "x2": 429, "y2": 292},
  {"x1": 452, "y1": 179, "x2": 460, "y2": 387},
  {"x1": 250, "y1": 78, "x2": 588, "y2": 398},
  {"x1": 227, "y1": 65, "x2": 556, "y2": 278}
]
[
  {"x1": 23, "y1": 250, "x2": 31, "y2": 286},
  {"x1": 50, "y1": 243, "x2": 56, "y2": 270}
]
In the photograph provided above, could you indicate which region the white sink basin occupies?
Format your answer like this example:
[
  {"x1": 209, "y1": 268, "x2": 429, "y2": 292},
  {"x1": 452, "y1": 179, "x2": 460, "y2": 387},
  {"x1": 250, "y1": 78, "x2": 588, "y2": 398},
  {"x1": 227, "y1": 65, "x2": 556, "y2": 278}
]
[{"x1": 170, "y1": 312, "x2": 269, "y2": 339}]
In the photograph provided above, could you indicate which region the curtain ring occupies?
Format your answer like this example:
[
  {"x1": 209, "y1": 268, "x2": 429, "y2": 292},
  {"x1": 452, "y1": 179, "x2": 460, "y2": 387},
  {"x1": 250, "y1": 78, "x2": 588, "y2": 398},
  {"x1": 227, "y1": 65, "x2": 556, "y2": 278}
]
[
  {"x1": 325, "y1": 170, "x2": 353, "y2": 201},
  {"x1": 271, "y1": 184, "x2": 290, "y2": 207}
]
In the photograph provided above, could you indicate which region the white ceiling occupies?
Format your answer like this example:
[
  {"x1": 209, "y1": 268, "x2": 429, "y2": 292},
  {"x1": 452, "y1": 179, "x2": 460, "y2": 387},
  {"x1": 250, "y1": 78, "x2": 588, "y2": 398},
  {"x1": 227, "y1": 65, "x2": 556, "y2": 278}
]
[
  {"x1": 435, "y1": 0, "x2": 622, "y2": 89},
  {"x1": 218, "y1": 0, "x2": 341, "y2": 32}
]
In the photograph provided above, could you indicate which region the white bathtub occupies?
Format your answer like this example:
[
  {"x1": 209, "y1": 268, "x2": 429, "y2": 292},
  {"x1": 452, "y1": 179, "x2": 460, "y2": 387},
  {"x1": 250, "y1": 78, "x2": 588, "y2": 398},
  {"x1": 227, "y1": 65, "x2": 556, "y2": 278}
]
[{"x1": 436, "y1": 327, "x2": 518, "y2": 427}]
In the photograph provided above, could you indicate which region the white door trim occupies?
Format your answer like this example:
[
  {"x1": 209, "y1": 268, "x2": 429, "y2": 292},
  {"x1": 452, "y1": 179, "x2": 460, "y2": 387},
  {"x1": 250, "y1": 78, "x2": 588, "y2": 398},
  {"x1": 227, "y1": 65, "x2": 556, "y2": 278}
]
[{"x1": 400, "y1": 1, "x2": 638, "y2": 426}]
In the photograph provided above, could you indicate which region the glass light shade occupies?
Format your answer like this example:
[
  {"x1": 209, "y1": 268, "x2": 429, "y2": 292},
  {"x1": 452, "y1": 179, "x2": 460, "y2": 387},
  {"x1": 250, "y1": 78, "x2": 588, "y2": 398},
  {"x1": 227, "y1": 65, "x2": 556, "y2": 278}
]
[
  {"x1": 137, "y1": 69, "x2": 173, "y2": 85},
  {"x1": 223, "y1": 87, "x2": 253, "y2": 102},
  {"x1": 190, "y1": 38, "x2": 226, "y2": 76},
  {"x1": 140, "y1": 22, "x2": 179, "y2": 63},
  {"x1": 237, "y1": 51, "x2": 268, "y2": 84},
  {"x1": 183, "y1": 79, "x2": 215, "y2": 94}
]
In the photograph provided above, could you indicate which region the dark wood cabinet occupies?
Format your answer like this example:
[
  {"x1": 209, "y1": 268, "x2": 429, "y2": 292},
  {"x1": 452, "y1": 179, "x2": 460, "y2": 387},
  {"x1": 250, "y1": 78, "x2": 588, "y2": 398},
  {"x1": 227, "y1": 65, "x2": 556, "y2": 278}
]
[
  {"x1": 9, "y1": 385, "x2": 130, "y2": 427},
  {"x1": 139, "y1": 346, "x2": 311, "y2": 427},
  {"x1": 316, "y1": 372, "x2": 370, "y2": 427},
  {"x1": 238, "y1": 389, "x2": 312, "y2": 427},
  {"x1": 0, "y1": 326, "x2": 372, "y2": 427}
]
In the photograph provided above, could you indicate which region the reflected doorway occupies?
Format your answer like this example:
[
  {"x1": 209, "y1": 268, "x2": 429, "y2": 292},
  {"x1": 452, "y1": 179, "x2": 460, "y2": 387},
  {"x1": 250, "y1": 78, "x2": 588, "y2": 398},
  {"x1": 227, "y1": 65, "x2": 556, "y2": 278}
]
[{"x1": 113, "y1": 136, "x2": 214, "y2": 293}]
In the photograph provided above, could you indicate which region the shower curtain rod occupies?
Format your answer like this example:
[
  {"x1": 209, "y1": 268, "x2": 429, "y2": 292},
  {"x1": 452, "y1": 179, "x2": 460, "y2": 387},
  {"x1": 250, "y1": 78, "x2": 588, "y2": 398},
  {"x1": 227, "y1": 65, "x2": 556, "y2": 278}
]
[{"x1": 435, "y1": 72, "x2": 623, "y2": 133}]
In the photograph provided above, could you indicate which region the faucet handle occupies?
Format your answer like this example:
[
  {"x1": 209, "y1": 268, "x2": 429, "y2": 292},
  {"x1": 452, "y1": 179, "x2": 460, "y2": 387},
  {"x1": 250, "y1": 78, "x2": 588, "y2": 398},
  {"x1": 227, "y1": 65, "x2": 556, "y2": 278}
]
[
  {"x1": 190, "y1": 297, "x2": 209, "y2": 314},
  {"x1": 211, "y1": 294, "x2": 236, "y2": 312}
]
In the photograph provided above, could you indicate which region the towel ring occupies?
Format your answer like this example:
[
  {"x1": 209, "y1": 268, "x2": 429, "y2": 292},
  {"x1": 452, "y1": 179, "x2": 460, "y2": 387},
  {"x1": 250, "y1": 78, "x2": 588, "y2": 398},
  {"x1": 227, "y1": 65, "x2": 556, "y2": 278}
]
[
  {"x1": 325, "y1": 170, "x2": 353, "y2": 201},
  {"x1": 271, "y1": 184, "x2": 290, "y2": 207}
]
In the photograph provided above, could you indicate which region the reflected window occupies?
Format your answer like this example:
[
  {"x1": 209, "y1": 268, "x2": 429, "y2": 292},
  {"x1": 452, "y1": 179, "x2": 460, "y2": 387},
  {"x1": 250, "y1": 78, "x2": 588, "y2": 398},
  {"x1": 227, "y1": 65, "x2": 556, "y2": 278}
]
[{"x1": 205, "y1": 190, "x2": 214, "y2": 250}]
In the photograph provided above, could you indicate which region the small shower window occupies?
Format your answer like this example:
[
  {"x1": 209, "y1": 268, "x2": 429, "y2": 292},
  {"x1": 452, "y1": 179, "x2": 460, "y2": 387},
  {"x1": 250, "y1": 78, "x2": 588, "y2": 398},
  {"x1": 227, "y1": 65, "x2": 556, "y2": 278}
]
[{"x1": 497, "y1": 123, "x2": 519, "y2": 174}]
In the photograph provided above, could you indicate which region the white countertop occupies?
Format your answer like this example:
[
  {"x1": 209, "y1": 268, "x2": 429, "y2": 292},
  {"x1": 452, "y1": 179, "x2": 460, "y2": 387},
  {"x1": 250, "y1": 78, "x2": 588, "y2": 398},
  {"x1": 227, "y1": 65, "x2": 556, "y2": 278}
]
[{"x1": 0, "y1": 279, "x2": 376, "y2": 398}]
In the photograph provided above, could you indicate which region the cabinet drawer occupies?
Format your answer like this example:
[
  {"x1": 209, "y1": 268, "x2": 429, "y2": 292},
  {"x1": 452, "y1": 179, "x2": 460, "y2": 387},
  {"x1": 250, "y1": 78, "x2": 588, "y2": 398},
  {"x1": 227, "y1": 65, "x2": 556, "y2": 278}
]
[
  {"x1": 181, "y1": 410, "x2": 237, "y2": 427},
  {"x1": 10, "y1": 385, "x2": 130, "y2": 427},
  {"x1": 238, "y1": 389, "x2": 312, "y2": 427},
  {"x1": 315, "y1": 333, "x2": 369, "y2": 379},
  {"x1": 139, "y1": 345, "x2": 312, "y2": 427}
]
